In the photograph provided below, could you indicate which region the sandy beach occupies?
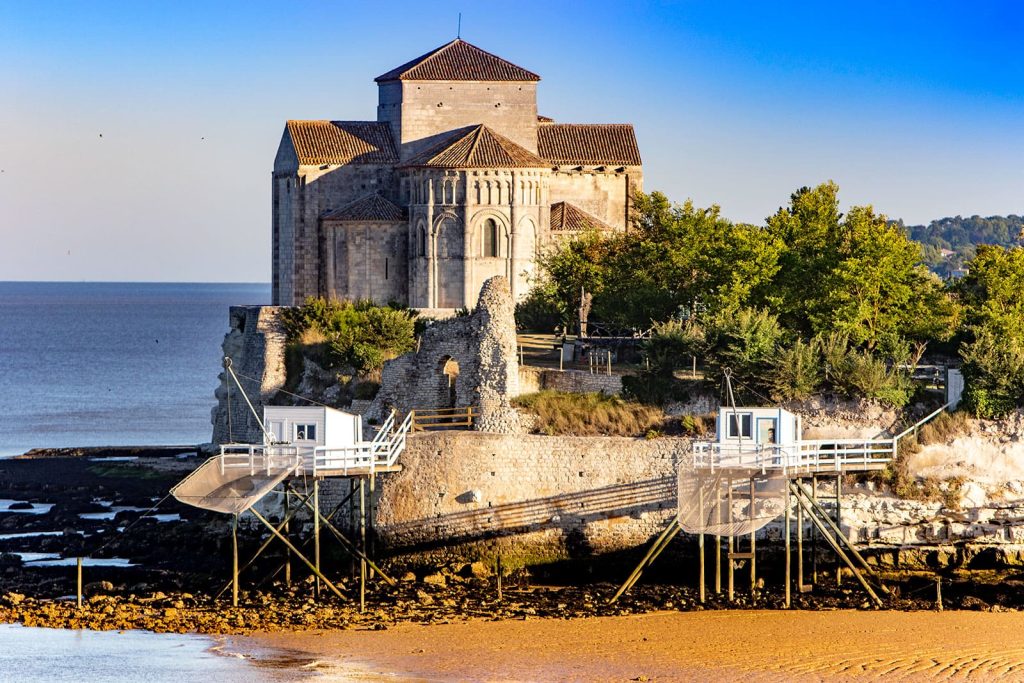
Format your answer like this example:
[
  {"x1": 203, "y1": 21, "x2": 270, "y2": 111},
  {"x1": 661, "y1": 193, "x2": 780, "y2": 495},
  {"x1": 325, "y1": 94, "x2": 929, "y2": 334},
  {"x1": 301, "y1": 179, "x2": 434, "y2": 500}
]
[{"x1": 244, "y1": 609, "x2": 1024, "y2": 682}]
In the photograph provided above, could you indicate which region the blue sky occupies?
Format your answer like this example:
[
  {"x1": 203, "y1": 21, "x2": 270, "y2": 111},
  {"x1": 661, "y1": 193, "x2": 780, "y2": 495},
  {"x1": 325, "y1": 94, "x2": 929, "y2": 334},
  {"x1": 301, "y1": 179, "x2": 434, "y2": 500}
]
[{"x1": 1, "y1": 1, "x2": 1021, "y2": 282}]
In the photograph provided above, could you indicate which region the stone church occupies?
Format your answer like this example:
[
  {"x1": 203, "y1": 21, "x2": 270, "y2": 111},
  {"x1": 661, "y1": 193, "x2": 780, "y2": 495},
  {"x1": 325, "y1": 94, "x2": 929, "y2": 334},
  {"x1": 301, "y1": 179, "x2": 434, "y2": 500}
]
[{"x1": 272, "y1": 39, "x2": 643, "y2": 312}]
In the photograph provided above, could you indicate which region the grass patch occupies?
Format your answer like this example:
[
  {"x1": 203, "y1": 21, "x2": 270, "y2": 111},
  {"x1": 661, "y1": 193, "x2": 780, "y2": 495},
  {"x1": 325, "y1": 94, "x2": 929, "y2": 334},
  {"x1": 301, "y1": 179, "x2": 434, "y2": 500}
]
[
  {"x1": 917, "y1": 410, "x2": 973, "y2": 445},
  {"x1": 513, "y1": 391, "x2": 666, "y2": 437},
  {"x1": 86, "y1": 464, "x2": 168, "y2": 481}
]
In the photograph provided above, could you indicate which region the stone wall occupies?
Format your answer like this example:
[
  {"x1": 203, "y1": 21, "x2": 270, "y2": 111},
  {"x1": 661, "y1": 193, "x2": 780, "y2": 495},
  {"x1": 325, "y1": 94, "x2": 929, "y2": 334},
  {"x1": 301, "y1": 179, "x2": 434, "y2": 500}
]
[
  {"x1": 517, "y1": 367, "x2": 623, "y2": 396},
  {"x1": 368, "y1": 277, "x2": 522, "y2": 433},
  {"x1": 208, "y1": 306, "x2": 287, "y2": 447},
  {"x1": 373, "y1": 431, "x2": 687, "y2": 564}
]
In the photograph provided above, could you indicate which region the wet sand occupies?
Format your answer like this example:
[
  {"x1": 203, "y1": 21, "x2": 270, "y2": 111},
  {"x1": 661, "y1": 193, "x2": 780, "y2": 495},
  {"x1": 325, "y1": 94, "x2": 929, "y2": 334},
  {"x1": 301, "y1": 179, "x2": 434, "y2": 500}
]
[{"x1": 244, "y1": 609, "x2": 1024, "y2": 682}]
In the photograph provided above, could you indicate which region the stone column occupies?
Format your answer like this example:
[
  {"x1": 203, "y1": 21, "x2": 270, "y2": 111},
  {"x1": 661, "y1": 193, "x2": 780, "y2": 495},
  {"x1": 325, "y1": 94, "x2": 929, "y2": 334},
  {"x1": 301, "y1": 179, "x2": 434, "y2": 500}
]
[{"x1": 462, "y1": 172, "x2": 476, "y2": 309}]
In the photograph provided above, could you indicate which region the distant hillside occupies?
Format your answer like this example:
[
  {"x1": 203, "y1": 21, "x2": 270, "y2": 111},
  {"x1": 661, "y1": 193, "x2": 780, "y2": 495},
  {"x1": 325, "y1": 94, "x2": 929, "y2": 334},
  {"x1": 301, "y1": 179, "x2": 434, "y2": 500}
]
[{"x1": 896, "y1": 214, "x2": 1024, "y2": 276}]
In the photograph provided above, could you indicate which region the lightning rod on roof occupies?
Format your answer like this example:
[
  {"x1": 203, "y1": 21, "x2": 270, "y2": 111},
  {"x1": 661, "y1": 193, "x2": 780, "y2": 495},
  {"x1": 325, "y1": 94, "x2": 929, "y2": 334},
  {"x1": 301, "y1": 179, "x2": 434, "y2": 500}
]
[{"x1": 457, "y1": 12, "x2": 461, "y2": 38}]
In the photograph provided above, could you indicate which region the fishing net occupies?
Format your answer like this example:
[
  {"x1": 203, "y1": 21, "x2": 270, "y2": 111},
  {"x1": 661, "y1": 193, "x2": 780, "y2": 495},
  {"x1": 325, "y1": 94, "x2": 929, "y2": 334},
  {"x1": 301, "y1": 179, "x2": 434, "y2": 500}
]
[
  {"x1": 677, "y1": 469, "x2": 787, "y2": 536},
  {"x1": 170, "y1": 455, "x2": 299, "y2": 515}
]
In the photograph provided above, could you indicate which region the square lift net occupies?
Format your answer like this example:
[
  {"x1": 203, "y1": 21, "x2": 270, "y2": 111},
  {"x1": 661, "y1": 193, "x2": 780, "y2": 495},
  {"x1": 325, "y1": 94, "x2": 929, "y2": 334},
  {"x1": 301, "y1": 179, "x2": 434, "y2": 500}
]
[{"x1": 677, "y1": 469, "x2": 788, "y2": 537}]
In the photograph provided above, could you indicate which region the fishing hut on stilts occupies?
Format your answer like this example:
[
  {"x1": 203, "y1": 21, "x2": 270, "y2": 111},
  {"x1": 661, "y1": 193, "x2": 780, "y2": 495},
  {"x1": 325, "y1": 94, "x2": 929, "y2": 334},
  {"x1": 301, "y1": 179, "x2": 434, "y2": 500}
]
[
  {"x1": 169, "y1": 358, "x2": 412, "y2": 610},
  {"x1": 613, "y1": 369, "x2": 951, "y2": 608}
]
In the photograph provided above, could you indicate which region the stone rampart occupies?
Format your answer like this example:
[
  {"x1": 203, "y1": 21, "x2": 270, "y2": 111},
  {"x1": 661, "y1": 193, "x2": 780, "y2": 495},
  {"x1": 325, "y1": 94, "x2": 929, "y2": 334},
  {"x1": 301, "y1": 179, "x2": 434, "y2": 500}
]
[
  {"x1": 373, "y1": 431, "x2": 688, "y2": 565},
  {"x1": 517, "y1": 367, "x2": 623, "y2": 396},
  {"x1": 208, "y1": 306, "x2": 286, "y2": 447}
]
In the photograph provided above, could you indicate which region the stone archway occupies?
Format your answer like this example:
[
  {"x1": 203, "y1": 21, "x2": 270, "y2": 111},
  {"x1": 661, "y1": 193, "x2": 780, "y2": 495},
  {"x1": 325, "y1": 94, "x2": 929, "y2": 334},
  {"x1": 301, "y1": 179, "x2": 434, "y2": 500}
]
[{"x1": 439, "y1": 356, "x2": 460, "y2": 407}]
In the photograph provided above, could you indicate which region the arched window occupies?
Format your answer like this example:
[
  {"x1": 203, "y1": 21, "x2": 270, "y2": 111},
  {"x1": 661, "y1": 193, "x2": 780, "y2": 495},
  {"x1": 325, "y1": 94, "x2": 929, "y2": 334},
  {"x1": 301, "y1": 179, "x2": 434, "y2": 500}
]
[
  {"x1": 419, "y1": 227, "x2": 427, "y2": 257},
  {"x1": 482, "y1": 219, "x2": 499, "y2": 258}
]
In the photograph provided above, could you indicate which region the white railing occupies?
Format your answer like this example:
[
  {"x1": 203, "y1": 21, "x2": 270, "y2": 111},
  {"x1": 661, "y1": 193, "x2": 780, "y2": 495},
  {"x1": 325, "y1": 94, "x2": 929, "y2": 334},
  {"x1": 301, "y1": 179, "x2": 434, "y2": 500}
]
[
  {"x1": 219, "y1": 444, "x2": 300, "y2": 476},
  {"x1": 693, "y1": 437, "x2": 896, "y2": 474},
  {"x1": 218, "y1": 410, "x2": 414, "y2": 477}
]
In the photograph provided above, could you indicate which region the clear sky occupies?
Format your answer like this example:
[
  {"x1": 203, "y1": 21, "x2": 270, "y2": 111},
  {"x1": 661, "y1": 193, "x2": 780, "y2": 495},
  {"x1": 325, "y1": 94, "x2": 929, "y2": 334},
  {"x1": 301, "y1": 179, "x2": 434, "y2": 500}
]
[{"x1": 1, "y1": 1, "x2": 1021, "y2": 282}]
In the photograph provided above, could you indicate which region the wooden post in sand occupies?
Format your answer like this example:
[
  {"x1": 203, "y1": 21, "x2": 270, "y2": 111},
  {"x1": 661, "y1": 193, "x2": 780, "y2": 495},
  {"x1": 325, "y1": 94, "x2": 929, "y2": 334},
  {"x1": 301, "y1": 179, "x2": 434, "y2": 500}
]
[
  {"x1": 283, "y1": 487, "x2": 292, "y2": 587},
  {"x1": 76, "y1": 557, "x2": 83, "y2": 609}
]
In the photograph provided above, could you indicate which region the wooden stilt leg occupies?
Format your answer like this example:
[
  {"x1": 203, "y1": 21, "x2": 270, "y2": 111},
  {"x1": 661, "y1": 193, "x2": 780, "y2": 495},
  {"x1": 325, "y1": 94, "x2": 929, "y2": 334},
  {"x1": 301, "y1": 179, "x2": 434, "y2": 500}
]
[
  {"x1": 247, "y1": 508, "x2": 346, "y2": 601},
  {"x1": 284, "y1": 487, "x2": 291, "y2": 587},
  {"x1": 698, "y1": 481, "x2": 705, "y2": 604},
  {"x1": 727, "y1": 476, "x2": 734, "y2": 603},
  {"x1": 359, "y1": 477, "x2": 366, "y2": 613},
  {"x1": 232, "y1": 514, "x2": 239, "y2": 607},
  {"x1": 811, "y1": 474, "x2": 818, "y2": 584},
  {"x1": 314, "y1": 478, "x2": 321, "y2": 598},
  {"x1": 714, "y1": 479, "x2": 721, "y2": 595},
  {"x1": 797, "y1": 477, "x2": 805, "y2": 592},
  {"x1": 749, "y1": 476, "x2": 756, "y2": 599},
  {"x1": 785, "y1": 480, "x2": 791, "y2": 608},
  {"x1": 836, "y1": 475, "x2": 843, "y2": 586}
]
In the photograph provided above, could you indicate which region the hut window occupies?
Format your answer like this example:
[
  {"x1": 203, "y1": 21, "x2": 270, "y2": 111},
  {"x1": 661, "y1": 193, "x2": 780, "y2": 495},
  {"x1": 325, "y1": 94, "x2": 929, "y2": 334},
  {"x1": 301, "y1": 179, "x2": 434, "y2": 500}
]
[
  {"x1": 295, "y1": 424, "x2": 317, "y2": 441},
  {"x1": 726, "y1": 413, "x2": 752, "y2": 439},
  {"x1": 483, "y1": 219, "x2": 498, "y2": 257},
  {"x1": 385, "y1": 257, "x2": 389, "y2": 280}
]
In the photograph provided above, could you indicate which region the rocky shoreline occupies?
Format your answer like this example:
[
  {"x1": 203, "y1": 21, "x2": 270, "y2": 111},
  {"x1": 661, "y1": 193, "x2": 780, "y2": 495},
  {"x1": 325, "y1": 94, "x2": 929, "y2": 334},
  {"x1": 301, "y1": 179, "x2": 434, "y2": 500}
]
[{"x1": 5, "y1": 451, "x2": 1024, "y2": 636}]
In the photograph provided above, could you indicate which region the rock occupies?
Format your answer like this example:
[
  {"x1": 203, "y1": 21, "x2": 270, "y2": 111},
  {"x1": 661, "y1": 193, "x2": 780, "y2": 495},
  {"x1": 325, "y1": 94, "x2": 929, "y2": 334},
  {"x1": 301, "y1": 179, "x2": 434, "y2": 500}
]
[
  {"x1": 415, "y1": 590, "x2": 434, "y2": 605},
  {"x1": 84, "y1": 581, "x2": 114, "y2": 596},
  {"x1": 8, "y1": 502, "x2": 33, "y2": 511},
  {"x1": 399, "y1": 571, "x2": 416, "y2": 583},
  {"x1": 4, "y1": 592, "x2": 25, "y2": 605},
  {"x1": 422, "y1": 573, "x2": 446, "y2": 587}
]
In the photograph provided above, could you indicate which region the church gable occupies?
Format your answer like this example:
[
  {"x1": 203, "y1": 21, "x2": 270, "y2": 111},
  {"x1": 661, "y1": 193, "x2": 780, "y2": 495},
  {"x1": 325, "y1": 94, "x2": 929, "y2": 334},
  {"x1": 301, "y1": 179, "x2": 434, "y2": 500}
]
[
  {"x1": 322, "y1": 193, "x2": 405, "y2": 223},
  {"x1": 375, "y1": 38, "x2": 540, "y2": 83},
  {"x1": 538, "y1": 123, "x2": 642, "y2": 166},
  {"x1": 401, "y1": 124, "x2": 547, "y2": 169},
  {"x1": 285, "y1": 121, "x2": 398, "y2": 166},
  {"x1": 550, "y1": 202, "x2": 615, "y2": 233}
]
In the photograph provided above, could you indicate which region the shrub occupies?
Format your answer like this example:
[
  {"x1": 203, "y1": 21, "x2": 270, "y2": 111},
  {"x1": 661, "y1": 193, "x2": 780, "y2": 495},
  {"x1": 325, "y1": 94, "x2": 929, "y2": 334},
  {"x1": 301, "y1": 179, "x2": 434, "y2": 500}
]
[
  {"x1": 515, "y1": 290, "x2": 564, "y2": 333},
  {"x1": 836, "y1": 350, "x2": 914, "y2": 407},
  {"x1": 621, "y1": 373, "x2": 690, "y2": 406},
  {"x1": 280, "y1": 297, "x2": 416, "y2": 374},
  {"x1": 512, "y1": 390, "x2": 664, "y2": 437},
  {"x1": 769, "y1": 338, "x2": 823, "y2": 401},
  {"x1": 707, "y1": 307, "x2": 783, "y2": 385},
  {"x1": 960, "y1": 327, "x2": 1024, "y2": 418},
  {"x1": 643, "y1": 319, "x2": 706, "y2": 376}
]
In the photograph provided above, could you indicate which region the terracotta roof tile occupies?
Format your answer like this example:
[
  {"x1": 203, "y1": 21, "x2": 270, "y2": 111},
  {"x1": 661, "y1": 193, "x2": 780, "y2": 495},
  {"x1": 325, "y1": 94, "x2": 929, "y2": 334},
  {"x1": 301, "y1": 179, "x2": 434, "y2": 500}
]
[
  {"x1": 538, "y1": 123, "x2": 641, "y2": 166},
  {"x1": 322, "y1": 193, "x2": 405, "y2": 222},
  {"x1": 549, "y1": 202, "x2": 614, "y2": 232},
  {"x1": 375, "y1": 39, "x2": 540, "y2": 82},
  {"x1": 402, "y1": 124, "x2": 547, "y2": 168},
  {"x1": 286, "y1": 121, "x2": 398, "y2": 166}
]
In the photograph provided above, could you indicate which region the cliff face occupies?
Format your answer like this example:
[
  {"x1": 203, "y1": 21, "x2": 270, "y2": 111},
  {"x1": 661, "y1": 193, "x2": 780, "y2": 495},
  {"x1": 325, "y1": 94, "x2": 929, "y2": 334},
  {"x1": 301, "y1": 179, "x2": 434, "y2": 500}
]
[{"x1": 208, "y1": 306, "x2": 287, "y2": 447}]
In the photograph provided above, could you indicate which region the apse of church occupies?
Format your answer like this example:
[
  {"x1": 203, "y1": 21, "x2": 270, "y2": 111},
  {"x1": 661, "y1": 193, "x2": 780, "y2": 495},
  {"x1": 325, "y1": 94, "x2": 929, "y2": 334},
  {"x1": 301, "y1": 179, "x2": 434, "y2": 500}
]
[{"x1": 272, "y1": 39, "x2": 643, "y2": 313}]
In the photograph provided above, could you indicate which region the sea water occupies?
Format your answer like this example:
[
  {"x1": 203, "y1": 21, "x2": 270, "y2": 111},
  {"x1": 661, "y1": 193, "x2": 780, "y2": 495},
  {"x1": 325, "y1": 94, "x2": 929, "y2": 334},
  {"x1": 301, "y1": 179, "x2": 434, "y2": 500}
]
[
  {"x1": 0, "y1": 624, "x2": 279, "y2": 682},
  {"x1": 0, "y1": 282, "x2": 269, "y2": 456}
]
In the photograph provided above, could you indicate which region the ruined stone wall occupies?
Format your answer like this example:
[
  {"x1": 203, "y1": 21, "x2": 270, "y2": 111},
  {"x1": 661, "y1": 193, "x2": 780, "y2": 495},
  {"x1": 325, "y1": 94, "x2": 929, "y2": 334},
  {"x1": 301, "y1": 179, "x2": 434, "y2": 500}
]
[
  {"x1": 517, "y1": 367, "x2": 623, "y2": 396},
  {"x1": 369, "y1": 277, "x2": 521, "y2": 433},
  {"x1": 374, "y1": 431, "x2": 687, "y2": 564},
  {"x1": 208, "y1": 306, "x2": 286, "y2": 447}
]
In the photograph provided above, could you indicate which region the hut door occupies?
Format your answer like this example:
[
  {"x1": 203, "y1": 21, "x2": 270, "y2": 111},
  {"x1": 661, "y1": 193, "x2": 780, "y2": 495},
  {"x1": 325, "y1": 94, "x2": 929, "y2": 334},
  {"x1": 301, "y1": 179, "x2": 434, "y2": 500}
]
[{"x1": 757, "y1": 418, "x2": 777, "y2": 445}]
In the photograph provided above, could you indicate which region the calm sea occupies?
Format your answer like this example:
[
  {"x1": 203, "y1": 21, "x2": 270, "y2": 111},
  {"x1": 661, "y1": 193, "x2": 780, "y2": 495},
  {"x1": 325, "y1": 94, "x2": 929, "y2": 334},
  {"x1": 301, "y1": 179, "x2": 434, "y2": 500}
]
[{"x1": 0, "y1": 282, "x2": 270, "y2": 456}]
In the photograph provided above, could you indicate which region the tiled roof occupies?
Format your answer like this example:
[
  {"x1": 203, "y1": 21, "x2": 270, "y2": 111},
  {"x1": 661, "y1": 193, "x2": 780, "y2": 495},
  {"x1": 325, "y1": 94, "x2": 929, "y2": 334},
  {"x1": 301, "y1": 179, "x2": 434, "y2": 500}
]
[
  {"x1": 549, "y1": 202, "x2": 615, "y2": 232},
  {"x1": 375, "y1": 39, "x2": 540, "y2": 82},
  {"x1": 322, "y1": 193, "x2": 405, "y2": 222},
  {"x1": 402, "y1": 124, "x2": 548, "y2": 168},
  {"x1": 286, "y1": 121, "x2": 398, "y2": 166},
  {"x1": 538, "y1": 123, "x2": 642, "y2": 166}
]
